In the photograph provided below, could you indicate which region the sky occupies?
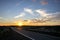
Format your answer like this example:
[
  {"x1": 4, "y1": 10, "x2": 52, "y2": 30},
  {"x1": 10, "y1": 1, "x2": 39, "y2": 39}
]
[{"x1": 0, "y1": 0, "x2": 60, "y2": 25}]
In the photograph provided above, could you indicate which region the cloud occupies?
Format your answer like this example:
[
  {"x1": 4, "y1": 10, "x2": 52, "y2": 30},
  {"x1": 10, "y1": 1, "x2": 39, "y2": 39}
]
[
  {"x1": 16, "y1": 0, "x2": 24, "y2": 6},
  {"x1": 24, "y1": 8, "x2": 34, "y2": 15},
  {"x1": 51, "y1": 12, "x2": 60, "y2": 20},
  {"x1": 14, "y1": 13, "x2": 25, "y2": 19},
  {"x1": 0, "y1": 17, "x2": 3, "y2": 19},
  {"x1": 0, "y1": 17, "x2": 9, "y2": 23},
  {"x1": 35, "y1": 9, "x2": 56, "y2": 22},
  {"x1": 35, "y1": 9, "x2": 50, "y2": 17},
  {"x1": 40, "y1": 1, "x2": 48, "y2": 5},
  {"x1": 35, "y1": 9, "x2": 60, "y2": 21},
  {"x1": 0, "y1": 17, "x2": 6, "y2": 20}
]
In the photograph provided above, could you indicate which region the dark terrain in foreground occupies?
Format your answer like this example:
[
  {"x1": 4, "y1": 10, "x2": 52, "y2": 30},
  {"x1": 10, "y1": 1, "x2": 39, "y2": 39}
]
[
  {"x1": 22, "y1": 26, "x2": 60, "y2": 37},
  {"x1": 0, "y1": 27, "x2": 31, "y2": 40},
  {"x1": 0, "y1": 25, "x2": 60, "y2": 40}
]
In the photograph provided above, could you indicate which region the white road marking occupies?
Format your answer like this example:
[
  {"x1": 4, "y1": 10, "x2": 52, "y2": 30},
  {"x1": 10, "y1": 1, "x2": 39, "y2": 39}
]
[{"x1": 11, "y1": 27, "x2": 35, "y2": 40}]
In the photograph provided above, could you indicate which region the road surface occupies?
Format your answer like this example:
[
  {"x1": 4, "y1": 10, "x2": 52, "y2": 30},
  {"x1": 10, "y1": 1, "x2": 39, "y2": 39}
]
[{"x1": 11, "y1": 27, "x2": 60, "y2": 40}]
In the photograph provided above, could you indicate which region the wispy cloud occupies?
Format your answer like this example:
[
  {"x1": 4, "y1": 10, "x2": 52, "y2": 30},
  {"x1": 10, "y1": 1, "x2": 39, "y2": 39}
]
[
  {"x1": 0, "y1": 17, "x2": 10, "y2": 22},
  {"x1": 35, "y1": 9, "x2": 55, "y2": 21},
  {"x1": 35, "y1": 9, "x2": 49, "y2": 17},
  {"x1": 35, "y1": 9, "x2": 60, "y2": 22},
  {"x1": 24, "y1": 8, "x2": 34, "y2": 15},
  {"x1": 0, "y1": 17, "x2": 7, "y2": 20},
  {"x1": 14, "y1": 13, "x2": 25, "y2": 19},
  {"x1": 51, "y1": 12, "x2": 60, "y2": 20},
  {"x1": 16, "y1": 0, "x2": 24, "y2": 6},
  {"x1": 0, "y1": 17, "x2": 3, "y2": 19},
  {"x1": 40, "y1": 0, "x2": 48, "y2": 5}
]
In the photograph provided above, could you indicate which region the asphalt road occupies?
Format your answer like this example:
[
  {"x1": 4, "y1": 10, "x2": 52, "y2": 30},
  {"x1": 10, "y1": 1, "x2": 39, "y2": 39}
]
[{"x1": 11, "y1": 27, "x2": 60, "y2": 40}]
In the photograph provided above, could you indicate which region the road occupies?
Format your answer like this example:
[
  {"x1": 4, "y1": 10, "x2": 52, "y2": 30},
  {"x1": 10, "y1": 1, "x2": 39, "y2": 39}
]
[{"x1": 11, "y1": 27, "x2": 60, "y2": 40}]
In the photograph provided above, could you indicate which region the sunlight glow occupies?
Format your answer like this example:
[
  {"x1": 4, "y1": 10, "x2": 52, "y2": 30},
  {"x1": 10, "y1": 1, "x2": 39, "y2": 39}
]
[{"x1": 18, "y1": 22, "x2": 23, "y2": 26}]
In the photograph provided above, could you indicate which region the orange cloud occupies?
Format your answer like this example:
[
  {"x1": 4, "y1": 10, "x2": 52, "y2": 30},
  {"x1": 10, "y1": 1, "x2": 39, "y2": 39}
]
[{"x1": 40, "y1": 1, "x2": 48, "y2": 5}]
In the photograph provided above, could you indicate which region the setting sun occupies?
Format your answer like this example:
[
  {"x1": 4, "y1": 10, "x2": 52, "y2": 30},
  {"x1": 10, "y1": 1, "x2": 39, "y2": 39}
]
[{"x1": 18, "y1": 22, "x2": 23, "y2": 26}]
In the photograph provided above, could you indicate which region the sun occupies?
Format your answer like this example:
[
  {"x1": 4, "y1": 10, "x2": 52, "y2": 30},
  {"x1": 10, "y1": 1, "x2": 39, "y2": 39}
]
[{"x1": 18, "y1": 22, "x2": 23, "y2": 26}]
